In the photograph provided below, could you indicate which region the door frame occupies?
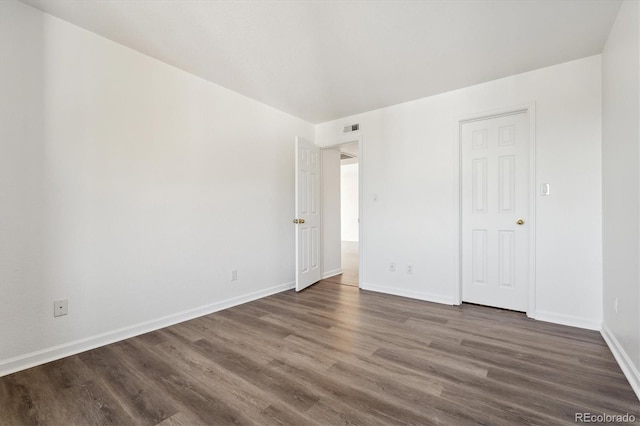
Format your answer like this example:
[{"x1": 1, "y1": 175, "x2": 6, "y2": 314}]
[
  {"x1": 320, "y1": 133, "x2": 363, "y2": 289},
  {"x1": 453, "y1": 103, "x2": 537, "y2": 317}
]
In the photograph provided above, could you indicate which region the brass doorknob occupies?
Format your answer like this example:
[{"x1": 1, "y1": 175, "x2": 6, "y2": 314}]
[
  {"x1": 516, "y1": 219, "x2": 525, "y2": 225},
  {"x1": 293, "y1": 219, "x2": 299, "y2": 224},
  {"x1": 299, "y1": 219, "x2": 305, "y2": 224}
]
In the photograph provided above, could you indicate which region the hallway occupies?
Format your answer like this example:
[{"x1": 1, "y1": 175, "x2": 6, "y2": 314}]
[{"x1": 321, "y1": 241, "x2": 358, "y2": 287}]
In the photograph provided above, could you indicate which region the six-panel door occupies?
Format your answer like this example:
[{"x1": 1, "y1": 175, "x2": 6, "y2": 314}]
[
  {"x1": 461, "y1": 113, "x2": 529, "y2": 311},
  {"x1": 295, "y1": 136, "x2": 321, "y2": 291}
]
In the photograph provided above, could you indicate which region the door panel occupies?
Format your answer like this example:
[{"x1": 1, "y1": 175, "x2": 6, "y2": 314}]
[
  {"x1": 295, "y1": 136, "x2": 321, "y2": 291},
  {"x1": 462, "y1": 113, "x2": 529, "y2": 311}
]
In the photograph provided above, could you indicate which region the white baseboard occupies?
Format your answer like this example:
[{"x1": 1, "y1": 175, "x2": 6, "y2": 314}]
[
  {"x1": 0, "y1": 281, "x2": 295, "y2": 378},
  {"x1": 361, "y1": 282, "x2": 455, "y2": 305},
  {"x1": 601, "y1": 323, "x2": 640, "y2": 401},
  {"x1": 322, "y1": 268, "x2": 343, "y2": 279},
  {"x1": 533, "y1": 310, "x2": 601, "y2": 331}
]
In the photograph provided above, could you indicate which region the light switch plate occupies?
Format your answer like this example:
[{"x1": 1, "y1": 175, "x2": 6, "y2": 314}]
[{"x1": 541, "y1": 183, "x2": 551, "y2": 196}]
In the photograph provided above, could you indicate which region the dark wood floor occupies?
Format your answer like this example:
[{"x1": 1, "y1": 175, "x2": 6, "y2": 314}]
[
  {"x1": 321, "y1": 241, "x2": 359, "y2": 288},
  {"x1": 1, "y1": 282, "x2": 638, "y2": 426}
]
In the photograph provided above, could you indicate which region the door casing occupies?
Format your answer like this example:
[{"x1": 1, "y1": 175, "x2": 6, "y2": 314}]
[
  {"x1": 319, "y1": 133, "x2": 363, "y2": 288},
  {"x1": 453, "y1": 103, "x2": 537, "y2": 317}
]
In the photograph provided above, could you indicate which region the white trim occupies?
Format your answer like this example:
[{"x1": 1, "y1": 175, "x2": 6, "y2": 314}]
[
  {"x1": 533, "y1": 310, "x2": 601, "y2": 331},
  {"x1": 601, "y1": 323, "x2": 640, "y2": 400},
  {"x1": 318, "y1": 145, "x2": 326, "y2": 281},
  {"x1": 0, "y1": 281, "x2": 295, "y2": 378},
  {"x1": 322, "y1": 268, "x2": 343, "y2": 279},
  {"x1": 453, "y1": 102, "x2": 537, "y2": 317},
  {"x1": 323, "y1": 134, "x2": 363, "y2": 150},
  {"x1": 452, "y1": 114, "x2": 462, "y2": 305},
  {"x1": 361, "y1": 282, "x2": 456, "y2": 305},
  {"x1": 527, "y1": 104, "x2": 537, "y2": 316},
  {"x1": 358, "y1": 135, "x2": 363, "y2": 290}
]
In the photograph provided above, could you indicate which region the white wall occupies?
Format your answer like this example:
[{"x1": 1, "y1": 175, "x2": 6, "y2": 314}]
[
  {"x1": 601, "y1": 0, "x2": 640, "y2": 398},
  {"x1": 321, "y1": 148, "x2": 342, "y2": 277},
  {"x1": 341, "y1": 163, "x2": 359, "y2": 242},
  {"x1": 0, "y1": 1, "x2": 314, "y2": 375},
  {"x1": 317, "y1": 55, "x2": 603, "y2": 329}
]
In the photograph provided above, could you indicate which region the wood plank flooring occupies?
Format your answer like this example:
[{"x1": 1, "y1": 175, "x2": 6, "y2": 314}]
[
  {"x1": 320, "y1": 241, "x2": 359, "y2": 288},
  {"x1": 1, "y1": 282, "x2": 638, "y2": 425}
]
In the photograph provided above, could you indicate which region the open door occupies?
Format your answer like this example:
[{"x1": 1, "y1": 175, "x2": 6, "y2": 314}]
[{"x1": 295, "y1": 136, "x2": 321, "y2": 291}]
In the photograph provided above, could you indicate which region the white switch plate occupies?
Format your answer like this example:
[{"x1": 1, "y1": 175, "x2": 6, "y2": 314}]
[
  {"x1": 231, "y1": 269, "x2": 238, "y2": 281},
  {"x1": 54, "y1": 299, "x2": 68, "y2": 317},
  {"x1": 541, "y1": 183, "x2": 551, "y2": 196}
]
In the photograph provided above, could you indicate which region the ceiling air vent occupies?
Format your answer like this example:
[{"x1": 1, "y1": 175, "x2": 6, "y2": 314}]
[{"x1": 343, "y1": 123, "x2": 359, "y2": 133}]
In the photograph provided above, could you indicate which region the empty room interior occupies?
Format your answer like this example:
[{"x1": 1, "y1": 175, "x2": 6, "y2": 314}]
[{"x1": 1, "y1": 0, "x2": 640, "y2": 424}]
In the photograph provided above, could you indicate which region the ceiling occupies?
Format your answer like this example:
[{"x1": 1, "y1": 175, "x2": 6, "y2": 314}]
[{"x1": 21, "y1": 0, "x2": 621, "y2": 124}]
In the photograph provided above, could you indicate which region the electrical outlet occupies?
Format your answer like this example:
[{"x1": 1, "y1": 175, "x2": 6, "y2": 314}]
[
  {"x1": 54, "y1": 299, "x2": 68, "y2": 317},
  {"x1": 389, "y1": 262, "x2": 396, "y2": 272},
  {"x1": 407, "y1": 265, "x2": 413, "y2": 274},
  {"x1": 231, "y1": 269, "x2": 238, "y2": 281}
]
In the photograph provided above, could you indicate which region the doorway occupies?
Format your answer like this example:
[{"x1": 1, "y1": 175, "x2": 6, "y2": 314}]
[
  {"x1": 321, "y1": 141, "x2": 360, "y2": 288},
  {"x1": 457, "y1": 106, "x2": 535, "y2": 313}
]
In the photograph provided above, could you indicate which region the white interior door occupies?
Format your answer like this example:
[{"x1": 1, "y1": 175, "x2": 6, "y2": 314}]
[
  {"x1": 461, "y1": 112, "x2": 529, "y2": 311},
  {"x1": 295, "y1": 136, "x2": 321, "y2": 291}
]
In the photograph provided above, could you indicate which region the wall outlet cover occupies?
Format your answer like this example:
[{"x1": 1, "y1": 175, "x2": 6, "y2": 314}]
[{"x1": 54, "y1": 299, "x2": 68, "y2": 317}]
